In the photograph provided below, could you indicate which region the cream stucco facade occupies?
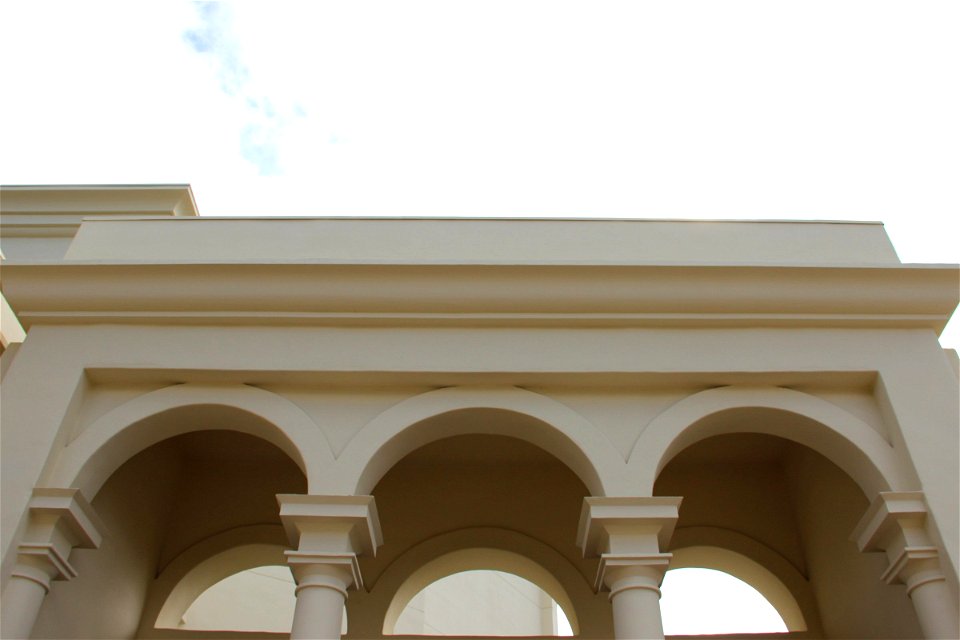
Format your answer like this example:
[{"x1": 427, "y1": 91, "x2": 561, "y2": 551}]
[{"x1": 0, "y1": 185, "x2": 958, "y2": 639}]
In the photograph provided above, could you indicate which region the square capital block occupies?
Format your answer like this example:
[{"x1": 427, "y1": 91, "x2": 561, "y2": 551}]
[
  {"x1": 277, "y1": 494, "x2": 382, "y2": 557},
  {"x1": 852, "y1": 491, "x2": 928, "y2": 553},
  {"x1": 577, "y1": 496, "x2": 682, "y2": 557},
  {"x1": 25, "y1": 488, "x2": 103, "y2": 550},
  {"x1": 16, "y1": 488, "x2": 104, "y2": 583}
]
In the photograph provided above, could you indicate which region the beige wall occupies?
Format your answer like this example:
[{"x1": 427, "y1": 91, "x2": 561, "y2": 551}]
[
  {"x1": 2, "y1": 323, "x2": 957, "y2": 638},
  {"x1": 1, "y1": 195, "x2": 957, "y2": 639}
]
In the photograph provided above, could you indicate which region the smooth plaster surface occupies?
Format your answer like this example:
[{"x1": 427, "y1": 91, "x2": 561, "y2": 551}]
[{"x1": 1, "y1": 186, "x2": 957, "y2": 639}]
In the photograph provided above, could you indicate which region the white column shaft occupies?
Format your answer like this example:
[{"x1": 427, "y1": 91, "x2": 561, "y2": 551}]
[
  {"x1": 909, "y1": 578, "x2": 960, "y2": 640},
  {"x1": 1, "y1": 561, "x2": 51, "y2": 640},
  {"x1": 290, "y1": 565, "x2": 351, "y2": 640},
  {"x1": 607, "y1": 568, "x2": 665, "y2": 640}
]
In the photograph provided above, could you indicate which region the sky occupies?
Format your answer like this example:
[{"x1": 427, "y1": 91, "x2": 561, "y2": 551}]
[
  {"x1": 1, "y1": 0, "x2": 958, "y2": 348},
  {"x1": 1, "y1": 3, "x2": 956, "y2": 630}
]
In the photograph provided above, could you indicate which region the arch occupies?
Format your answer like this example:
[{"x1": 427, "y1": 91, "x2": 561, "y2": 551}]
[
  {"x1": 156, "y1": 542, "x2": 288, "y2": 629},
  {"x1": 140, "y1": 524, "x2": 288, "y2": 634},
  {"x1": 47, "y1": 383, "x2": 332, "y2": 499},
  {"x1": 629, "y1": 386, "x2": 910, "y2": 497},
  {"x1": 669, "y1": 545, "x2": 805, "y2": 632},
  {"x1": 329, "y1": 386, "x2": 625, "y2": 496},
  {"x1": 375, "y1": 528, "x2": 586, "y2": 636},
  {"x1": 668, "y1": 525, "x2": 822, "y2": 634},
  {"x1": 385, "y1": 549, "x2": 578, "y2": 636}
]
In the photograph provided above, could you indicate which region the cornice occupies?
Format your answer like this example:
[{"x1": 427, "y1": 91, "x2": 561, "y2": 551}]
[
  {"x1": 2, "y1": 261, "x2": 957, "y2": 331},
  {"x1": 0, "y1": 184, "x2": 198, "y2": 217}
]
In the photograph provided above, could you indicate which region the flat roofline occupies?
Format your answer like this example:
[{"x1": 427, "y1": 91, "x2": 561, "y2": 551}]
[
  {"x1": 58, "y1": 215, "x2": 901, "y2": 265},
  {"x1": 78, "y1": 215, "x2": 886, "y2": 225},
  {"x1": 1, "y1": 184, "x2": 199, "y2": 218},
  {"x1": 1, "y1": 184, "x2": 193, "y2": 189}
]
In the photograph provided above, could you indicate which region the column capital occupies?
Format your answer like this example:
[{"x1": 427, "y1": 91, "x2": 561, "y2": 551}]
[
  {"x1": 596, "y1": 552, "x2": 673, "y2": 595},
  {"x1": 277, "y1": 494, "x2": 382, "y2": 556},
  {"x1": 851, "y1": 491, "x2": 946, "y2": 590},
  {"x1": 277, "y1": 494, "x2": 382, "y2": 595},
  {"x1": 577, "y1": 496, "x2": 682, "y2": 558},
  {"x1": 852, "y1": 492, "x2": 959, "y2": 637},
  {"x1": 285, "y1": 551, "x2": 362, "y2": 593},
  {"x1": 14, "y1": 488, "x2": 104, "y2": 588},
  {"x1": 852, "y1": 491, "x2": 927, "y2": 552}
]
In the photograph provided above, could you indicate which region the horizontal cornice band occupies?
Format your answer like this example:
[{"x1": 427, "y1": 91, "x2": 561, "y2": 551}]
[
  {"x1": 2, "y1": 262, "x2": 957, "y2": 330},
  {"x1": 11, "y1": 311, "x2": 953, "y2": 331}
]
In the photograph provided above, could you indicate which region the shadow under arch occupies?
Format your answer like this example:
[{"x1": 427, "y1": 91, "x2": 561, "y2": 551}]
[
  {"x1": 628, "y1": 386, "x2": 912, "y2": 497},
  {"x1": 330, "y1": 386, "x2": 624, "y2": 497},
  {"x1": 48, "y1": 383, "x2": 332, "y2": 499},
  {"x1": 375, "y1": 528, "x2": 586, "y2": 636}
]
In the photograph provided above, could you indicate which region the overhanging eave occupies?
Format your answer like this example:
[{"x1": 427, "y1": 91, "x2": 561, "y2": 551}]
[{"x1": 2, "y1": 262, "x2": 957, "y2": 332}]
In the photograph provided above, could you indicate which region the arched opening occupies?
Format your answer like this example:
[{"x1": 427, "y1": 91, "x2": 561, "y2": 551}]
[
  {"x1": 62, "y1": 400, "x2": 311, "y2": 501},
  {"x1": 661, "y1": 567, "x2": 787, "y2": 635},
  {"x1": 31, "y1": 424, "x2": 306, "y2": 640},
  {"x1": 630, "y1": 387, "x2": 910, "y2": 499},
  {"x1": 394, "y1": 569, "x2": 574, "y2": 636},
  {"x1": 341, "y1": 394, "x2": 618, "y2": 497},
  {"x1": 175, "y1": 564, "x2": 348, "y2": 635},
  {"x1": 354, "y1": 425, "x2": 607, "y2": 638},
  {"x1": 654, "y1": 431, "x2": 922, "y2": 639},
  {"x1": 666, "y1": 545, "x2": 804, "y2": 632},
  {"x1": 181, "y1": 565, "x2": 296, "y2": 632},
  {"x1": 154, "y1": 541, "x2": 292, "y2": 631},
  {"x1": 383, "y1": 548, "x2": 579, "y2": 636}
]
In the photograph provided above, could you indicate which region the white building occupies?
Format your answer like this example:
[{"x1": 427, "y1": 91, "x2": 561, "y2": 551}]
[{"x1": 1, "y1": 185, "x2": 958, "y2": 639}]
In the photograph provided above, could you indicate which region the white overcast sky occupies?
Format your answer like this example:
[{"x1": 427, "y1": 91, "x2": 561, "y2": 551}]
[{"x1": 1, "y1": 1, "x2": 958, "y2": 347}]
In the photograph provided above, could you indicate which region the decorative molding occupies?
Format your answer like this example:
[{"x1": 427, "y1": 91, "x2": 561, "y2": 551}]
[
  {"x1": 285, "y1": 551, "x2": 363, "y2": 593},
  {"x1": 577, "y1": 496, "x2": 682, "y2": 558},
  {"x1": 596, "y1": 552, "x2": 673, "y2": 595},
  {"x1": 0, "y1": 185, "x2": 198, "y2": 220},
  {"x1": 852, "y1": 491, "x2": 949, "y2": 592},
  {"x1": 25, "y1": 488, "x2": 103, "y2": 550},
  {"x1": 851, "y1": 491, "x2": 927, "y2": 553},
  {"x1": 11, "y1": 488, "x2": 104, "y2": 587},
  {"x1": 3, "y1": 262, "x2": 957, "y2": 332},
  {"x1": 277, "y1": 494, "x2": 382, "y2": 594},
  {"x1": 15, "y1": 543, "x2": 77, "y2": 582},
  {"x1": 277, "y1": 494, "x2": 382, "y2": 557}
]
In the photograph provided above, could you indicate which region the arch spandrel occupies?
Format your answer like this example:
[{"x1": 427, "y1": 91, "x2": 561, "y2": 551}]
[
  {"x1": 47, "y1": 383, "x2": 332, "y2": 499},
  {"x1": 324, "y1": 386, "x2": 627, "y2": 497},
  {"x1": 628, "y1": 386, "x2": 912, "y2": 497}
]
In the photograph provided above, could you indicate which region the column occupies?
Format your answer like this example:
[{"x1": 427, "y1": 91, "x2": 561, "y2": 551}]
[
  {"x1": 577, "y1": 496, "x2": 682, "y2": 640},
  {"x1": 1, "y1": 488, "x2": 103, "y2": 640},
  {"x1": 278, "y1": 494, "x2": 382, "y2": 640},
  {"x1": 852, "y1": 491, "x2": 959, "y2": 639}
]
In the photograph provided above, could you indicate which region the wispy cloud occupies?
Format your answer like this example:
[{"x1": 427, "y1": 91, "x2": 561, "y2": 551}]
[
  {"x1": 183, "y1": 3, "x2": 250, "y2": 95},
  {"x1": 239, "y1": 124, "x2": 281, "y2": 176},
  {"x1": 183, "y1": 2, "x2": 285, "y2": 176}
]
